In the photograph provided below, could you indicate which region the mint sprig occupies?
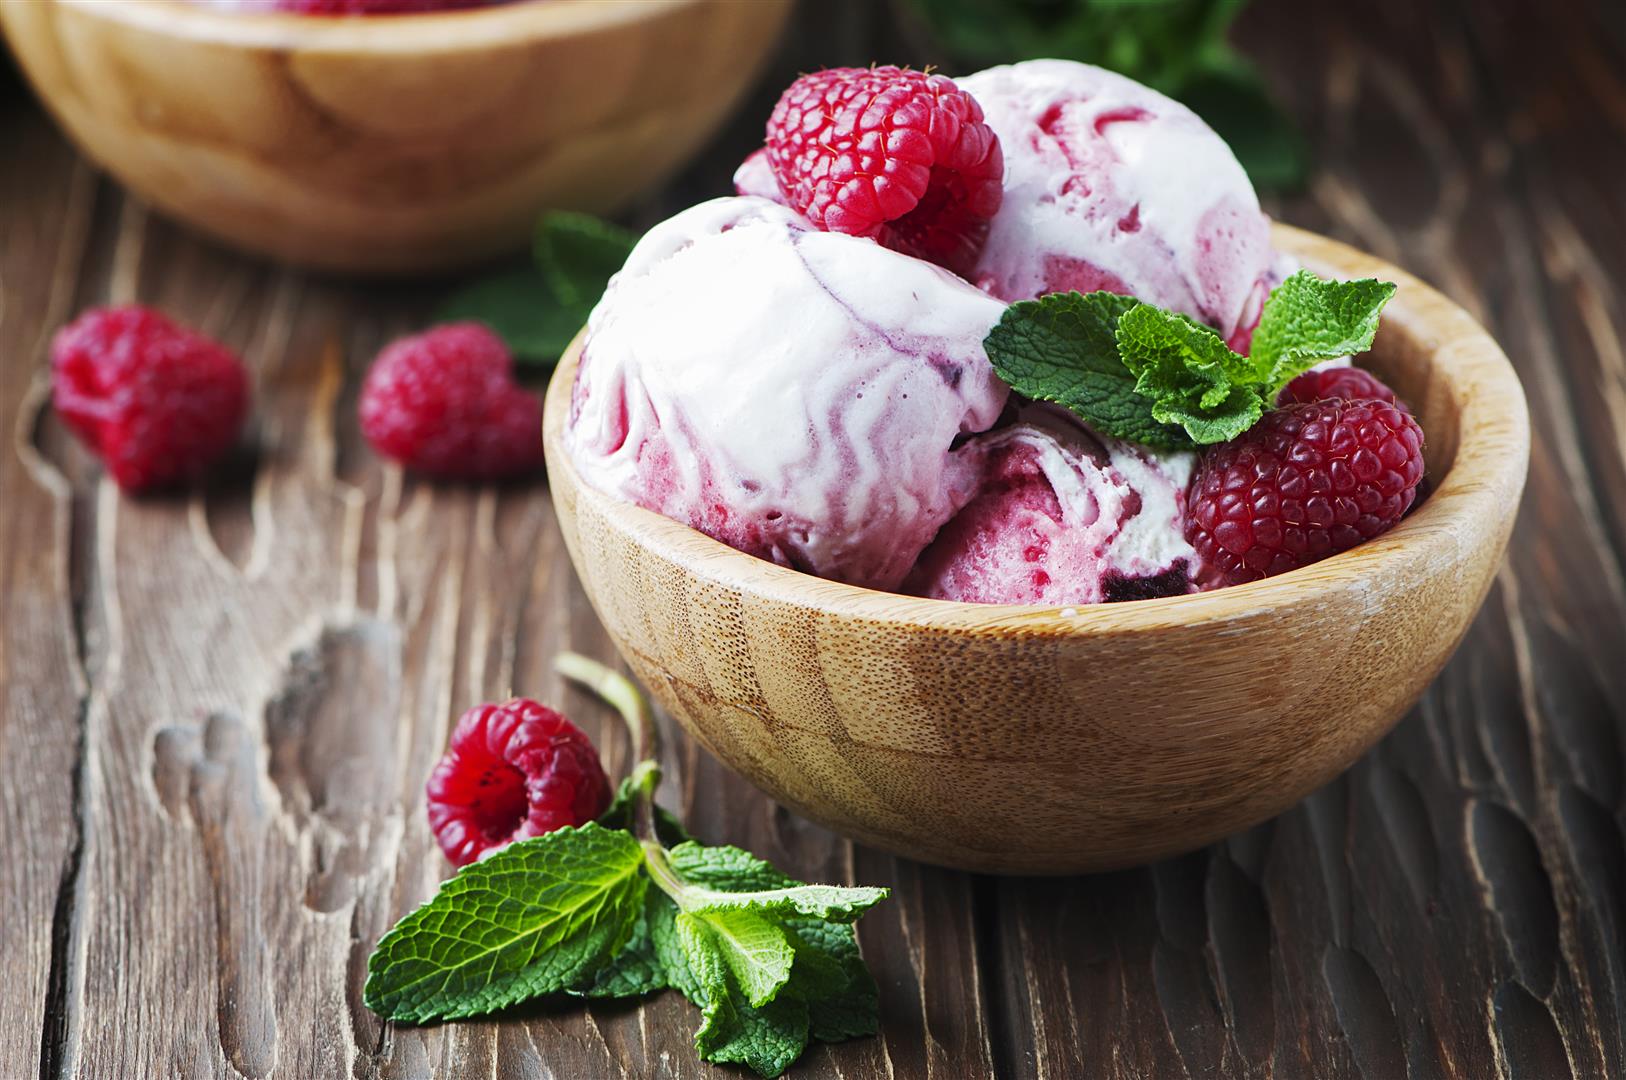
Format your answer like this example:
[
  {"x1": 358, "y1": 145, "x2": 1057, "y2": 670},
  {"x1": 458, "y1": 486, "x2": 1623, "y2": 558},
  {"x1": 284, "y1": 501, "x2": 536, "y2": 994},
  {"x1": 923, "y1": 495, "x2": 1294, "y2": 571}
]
[
  {"x1": 363, "y1": 656, "x2": 888, "y2": 1079},
  {"x1": 364, "y1": 823, "x2": 645, "y2": 1022},
  {"x1": 983, "y1": 270, "x2": 1397, "y2": 447},
  {"x1": 435, "y1": 212, "x2": 639, "y2": 365},
  {"x1": 1251, "y1": 271, "x2": 1397, "y2": 388}
]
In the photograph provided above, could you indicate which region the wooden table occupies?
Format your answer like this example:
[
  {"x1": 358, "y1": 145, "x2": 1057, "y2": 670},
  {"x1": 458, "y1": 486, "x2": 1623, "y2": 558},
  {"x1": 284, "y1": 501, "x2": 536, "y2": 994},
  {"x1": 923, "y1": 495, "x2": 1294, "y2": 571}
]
[{"x1": 5, "y1": 0, "x2": 1624, "y2": 1076}]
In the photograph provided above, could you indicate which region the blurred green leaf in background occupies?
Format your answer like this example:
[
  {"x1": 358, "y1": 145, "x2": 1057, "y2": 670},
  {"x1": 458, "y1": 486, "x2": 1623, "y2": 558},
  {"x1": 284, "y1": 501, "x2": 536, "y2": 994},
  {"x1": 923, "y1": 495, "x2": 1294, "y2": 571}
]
[{"x1": 896, "y1": 0, "x2": 1308, "y2": 192}]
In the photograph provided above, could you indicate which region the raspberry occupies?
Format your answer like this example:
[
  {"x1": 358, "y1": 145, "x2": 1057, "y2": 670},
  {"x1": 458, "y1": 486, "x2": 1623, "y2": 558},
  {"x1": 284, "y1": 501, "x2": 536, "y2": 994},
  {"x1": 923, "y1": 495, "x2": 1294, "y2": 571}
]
[
  {"x1": 1185, "y1": 399, "x2": 1425, "y2": 586},
  {"x1": 764, "y1": 66, "x2": 1003, "y2": 276},
  {"x1": 359, "y1": 323, "x2": 543, "y2": 479},
  {"x1": 426, "y1": 698, "x2": 612, "y2": 866},
  {"x1": 1278, "y1": 366, "x2": 1407, "y2": 410},
  {"x1": 51, "y1": 305, "x2": 250, "y2": 493}
]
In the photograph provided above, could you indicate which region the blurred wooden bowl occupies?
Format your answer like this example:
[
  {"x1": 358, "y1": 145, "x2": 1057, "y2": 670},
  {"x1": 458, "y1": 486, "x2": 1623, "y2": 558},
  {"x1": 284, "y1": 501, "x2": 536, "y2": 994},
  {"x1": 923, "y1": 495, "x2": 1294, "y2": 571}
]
[
  {"x1": 542, "y1": 225, "x2": 1530, "y2": 875},
  {"x1": 0, "y1": 0, "x2": 791, "y2": 273}
]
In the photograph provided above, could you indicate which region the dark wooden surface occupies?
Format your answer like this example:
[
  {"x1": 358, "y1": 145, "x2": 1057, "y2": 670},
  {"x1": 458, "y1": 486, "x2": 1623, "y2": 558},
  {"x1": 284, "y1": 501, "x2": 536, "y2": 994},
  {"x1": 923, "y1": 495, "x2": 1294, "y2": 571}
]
[{"x1": 3, "y1": 0, "x2": 1624, "y2": 1076}]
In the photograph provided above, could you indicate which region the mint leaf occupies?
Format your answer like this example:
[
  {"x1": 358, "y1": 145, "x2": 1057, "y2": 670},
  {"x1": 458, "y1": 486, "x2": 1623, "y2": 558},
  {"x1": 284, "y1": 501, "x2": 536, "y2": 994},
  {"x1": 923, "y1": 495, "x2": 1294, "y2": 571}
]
[
  {"x1": 1114, "y1": 303, "x2": 1267, "y2": 445},
  {"x1": 784, "y1": 918, "x2": 878, "y2": 1042},
  {"x1": 573, "y1": 885, "x2": 667, "y2": 999},
  {"x1": 685, "y1": 907, "x2": 795, "y2": 1007},
  {"x1": 435, "y1": 266, "x2": 583, "y2": 364},
  {"x1": 1253, "y1": 270, "x2": 1397, "y2": 388},
  {"x1": 984, "y1": 290, "x2": 1192, "y2": 449},
  {"x1": 650, "y1": 842, "x2": 886, "y2": 1077},
  {"x1": 534, "y1": 211, "x2": 639, "y2": 310},
  {"x1": 363, "y1": 823, "x2": 645, "y2": 1022},
  {"x1": 668, "y1": 842, "x2": 888, "y2": 921},
  {"x1": 678, "y1": 914, "x2": 810, "y2": 1079}
]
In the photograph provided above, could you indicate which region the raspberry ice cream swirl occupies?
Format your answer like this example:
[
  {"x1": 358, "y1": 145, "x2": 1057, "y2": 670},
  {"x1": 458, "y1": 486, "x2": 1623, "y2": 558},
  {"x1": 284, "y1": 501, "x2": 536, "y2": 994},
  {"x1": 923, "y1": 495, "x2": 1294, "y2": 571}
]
[
  {"x1": 905, "y1": 406, "x2": 1198, "y2": 606},
  {"x1": 568, "y1": 197, "x2": 1009, "y2": 591},
  {"x1": 960, "y1": 60, "x2": 1274, "y2": 344}
]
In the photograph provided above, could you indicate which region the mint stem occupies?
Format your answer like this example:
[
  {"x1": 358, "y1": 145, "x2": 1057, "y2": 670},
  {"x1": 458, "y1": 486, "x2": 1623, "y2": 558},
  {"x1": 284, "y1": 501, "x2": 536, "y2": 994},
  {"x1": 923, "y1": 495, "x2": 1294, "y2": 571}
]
[{"x1": 555, "y1": 652, "x2": 692, "y2": 906}]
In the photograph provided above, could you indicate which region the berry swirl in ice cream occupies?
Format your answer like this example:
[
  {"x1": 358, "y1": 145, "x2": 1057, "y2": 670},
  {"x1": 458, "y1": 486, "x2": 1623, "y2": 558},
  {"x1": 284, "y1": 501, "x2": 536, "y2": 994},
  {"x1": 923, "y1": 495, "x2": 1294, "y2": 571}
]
[
  {"x1": 567, "y1": 197, "x2": 1008, "y2": 592},
  {"x1": 568, "y1": 60, "x2": 1423, "y2": 606},
  {"x1": 960, "y1": 60, "x2": 1275, "y2": 348}
]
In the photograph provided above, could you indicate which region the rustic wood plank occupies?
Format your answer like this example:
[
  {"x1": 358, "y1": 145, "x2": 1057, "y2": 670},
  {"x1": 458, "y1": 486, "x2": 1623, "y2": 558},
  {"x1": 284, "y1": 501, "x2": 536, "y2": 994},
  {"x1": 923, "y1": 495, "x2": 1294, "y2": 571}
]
[{"x1": 0, "y1": 104, "x2": 96, "y2": 1080}]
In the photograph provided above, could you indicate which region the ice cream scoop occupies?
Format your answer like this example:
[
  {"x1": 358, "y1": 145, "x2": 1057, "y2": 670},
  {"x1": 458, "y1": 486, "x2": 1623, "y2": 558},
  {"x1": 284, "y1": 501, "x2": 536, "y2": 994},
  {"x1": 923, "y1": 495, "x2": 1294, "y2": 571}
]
[
  {"x1": 567, "y1": 196, "x2": 1009, "y2": 591},
  {"x1": 960, "y1": 59, "x2": 1274, "y2": 347},
  {"x1": 904, "y1": 406, "x2": 1198, "y2": 606}
]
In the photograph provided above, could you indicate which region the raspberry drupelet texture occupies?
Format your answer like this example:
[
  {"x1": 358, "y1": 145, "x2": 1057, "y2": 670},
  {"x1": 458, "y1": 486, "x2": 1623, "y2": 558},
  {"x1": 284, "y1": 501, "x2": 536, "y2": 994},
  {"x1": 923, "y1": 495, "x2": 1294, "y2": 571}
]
[
  {"x1": 1278, "y1": 365, "x2": 1407, "y2": 410},
  {"x1": 1186, "y1": 398, "x2": 1425, "y2": 586},
  {"x1": 359, "y1": 322, "x2": 543, "y2": 480},
  {"x1": 426, "y1": 698, "x2": 612, "y2": 867},
  {"x1": 51, "y1": 305, "x2": 250, "y2": 493},
  {"x1": 764, "y1": 66, "x2": 1004, "y2": 276}
]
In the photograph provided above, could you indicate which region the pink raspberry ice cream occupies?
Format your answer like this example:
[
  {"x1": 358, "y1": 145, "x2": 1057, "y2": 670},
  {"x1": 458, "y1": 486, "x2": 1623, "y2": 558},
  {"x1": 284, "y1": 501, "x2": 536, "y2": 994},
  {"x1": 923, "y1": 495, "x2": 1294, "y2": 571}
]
[
  {"x1": 960, "y1": 60, "x2": 1274, "y2": 347},
  {"x1": 904, "y1": 407, "x2": 1198, "y2": 605},
  {"x1": 567, "y1": 196, "x2": 1008, "y2": 591}
]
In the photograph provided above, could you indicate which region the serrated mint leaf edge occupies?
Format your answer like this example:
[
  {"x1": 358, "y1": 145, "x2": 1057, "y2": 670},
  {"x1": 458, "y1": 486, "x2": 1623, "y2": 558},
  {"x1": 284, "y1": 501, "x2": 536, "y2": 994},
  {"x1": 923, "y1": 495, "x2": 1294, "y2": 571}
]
[
  {"x1": 982, "y1": 291, "x2": 1194, "y2": 450},
  {"x1": 363, "y1": 823, "x2": 645, "y2": 1023},
  {"x1": 1113, "y1": 303, "x2": 1272, "y2": 446},
  {"x1": 1253, "y1": 271, "x2": 1398, "y2": 389}
]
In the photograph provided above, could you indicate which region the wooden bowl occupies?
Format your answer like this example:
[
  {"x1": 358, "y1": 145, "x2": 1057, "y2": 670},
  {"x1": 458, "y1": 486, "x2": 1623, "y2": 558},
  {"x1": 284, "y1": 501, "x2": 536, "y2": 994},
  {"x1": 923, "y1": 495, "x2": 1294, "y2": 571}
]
[
  {"x1": 0, "y1": 0, "x2": 791, "y2": 274},
  {"x1": 542, "y1": 225, "x2": 1530, "y2": 875}
]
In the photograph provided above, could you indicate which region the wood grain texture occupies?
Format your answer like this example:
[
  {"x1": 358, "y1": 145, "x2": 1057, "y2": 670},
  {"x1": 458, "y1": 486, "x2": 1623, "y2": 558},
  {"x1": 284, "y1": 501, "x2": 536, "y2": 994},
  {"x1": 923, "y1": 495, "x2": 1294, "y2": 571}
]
[
  {"x1": 0, "y1": 0, "x2": 792, "y2": 273},
  {"x1": 1, "y1": 0, "x2": 1623, "y2": 1075},
  {"x1": 542, "y1": 223, "x2": 1529, "y2": 874}
]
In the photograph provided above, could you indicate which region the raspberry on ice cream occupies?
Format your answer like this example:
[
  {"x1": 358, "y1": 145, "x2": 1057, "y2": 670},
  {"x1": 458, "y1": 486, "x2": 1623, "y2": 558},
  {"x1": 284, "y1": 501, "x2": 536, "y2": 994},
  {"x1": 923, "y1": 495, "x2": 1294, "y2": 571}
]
[
  {"x1": 359, "y1": 322, "x2": 543, "y2": 480},
  {"x1": 1279, "y1": 365, "x2": 1407, "y2": 410},
  {"x1": 426, "y1": 698, "x2": 612, "y2": 867},
  {"x1": 1186, "y1": 397, "x2": 1425, "y2": 586},
  {"x1": 764, "y1": 66, "x2": 1004, "y2": 276},
  {"x1": 567, "y1": 196, "x2": 1008, "y2": 591},
  {"x1": 960, "y1": 60, "x2": 1274, "y2": 345},
  {"x1": 51, "y1": 305, "x2": 250, "y2": 493},
  {"x1": 905, "y1": 408, "x2": 1197, "y2": 606}
]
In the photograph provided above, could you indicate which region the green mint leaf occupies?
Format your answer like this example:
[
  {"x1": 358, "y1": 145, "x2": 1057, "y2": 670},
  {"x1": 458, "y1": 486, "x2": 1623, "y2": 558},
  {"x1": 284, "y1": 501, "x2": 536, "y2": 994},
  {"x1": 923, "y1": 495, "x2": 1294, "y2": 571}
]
[
  {"x1": 783, "y1": 919, "x2": 878, "y2": 1042},
  {"x1": 983, "y1": 290, "x2": 1193, "y2": 449},
  {"x1": 1252, "y1": 270, "x2": 1398, "y2": 389},
  {"x1": 572, "y1": 885, "x2": 667, "y2": 999},
  {"x1": 363, "y1": 823, "x2": 645, "y2": 1022},
  {"x1": 680, "y1": 908, "x2": 795, "y2": 1008},
  {"x1": 534, "y1": 211, "x2": 639, "y2": 311},
  {"x1": 1114, "y1": 303, "x2": 1268, "y2": 445},
  {"x1": 677, "y1": 912, "x2": 810, "y2": 1079},
  {"x1": 650, "y1": 842, "x2": 887, "y2": 1077},
  {"x1": 667, "y1": 842, "x2": 888, "y2": 921},
  {"x1": 435, "y1": 266, "x2": 585, "y2": 365}
]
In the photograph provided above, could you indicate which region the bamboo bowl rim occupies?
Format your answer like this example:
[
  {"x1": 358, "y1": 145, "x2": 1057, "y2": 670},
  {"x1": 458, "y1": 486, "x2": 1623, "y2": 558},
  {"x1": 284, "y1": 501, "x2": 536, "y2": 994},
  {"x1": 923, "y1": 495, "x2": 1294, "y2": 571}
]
[
  {"x1": 51, "y1": 0, "x2": 706, "y2": 52},
  {"x1": 542, "y1": 223, "x2": 1531, "y2": 636}
]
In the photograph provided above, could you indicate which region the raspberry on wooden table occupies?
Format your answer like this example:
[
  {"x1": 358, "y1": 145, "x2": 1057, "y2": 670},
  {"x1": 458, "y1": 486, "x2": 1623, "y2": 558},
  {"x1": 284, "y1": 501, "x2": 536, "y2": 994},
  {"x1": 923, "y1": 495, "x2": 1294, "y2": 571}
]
[
  {"x1": 1278, "y1": 365, "x2": 1407, "y2": 410},
  {"x1": 358, "y1": 322, "x2": 544, "y2": 480},
  {"x1": 50, "y1": 305, "x2": 250, "y2": 493},
  {"x1": 1185, "y1": 399, "x2": 1425, "y2": 586},
  {"x1": 426, "y1": 699, "x2": 612, "y2": 867},
  {"x1": 764, "y1": 66, "x2": 1004, "y2": 276}
]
